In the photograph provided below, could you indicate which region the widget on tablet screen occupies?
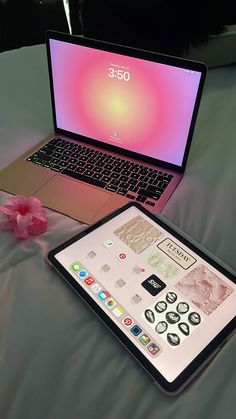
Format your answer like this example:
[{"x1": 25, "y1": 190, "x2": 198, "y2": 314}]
[
  {"x1": 175, "y1": 264, "x2": 234, "y2": 315},
  {"x1": 142, "y1": 290, "x2": 204, "y2": 348},
  {"x1": 147, "y1": 251, "x2": 179, "y2": 279},
  {"x1": 141, "y1": 275, "x2": 166, "y2": 296},
  {"x1": 114, "y1": 215, "x2": 163, "y2": 254}
]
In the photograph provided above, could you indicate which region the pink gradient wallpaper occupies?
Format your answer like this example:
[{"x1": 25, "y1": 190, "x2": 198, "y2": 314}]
[{"x1": 50, "y1": 40, "x2": 201, "y2": 166}]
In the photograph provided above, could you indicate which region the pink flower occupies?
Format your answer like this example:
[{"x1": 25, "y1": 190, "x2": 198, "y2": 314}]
[{"x1": 0, "y1": 195, "x2": 47, "y2": 238}]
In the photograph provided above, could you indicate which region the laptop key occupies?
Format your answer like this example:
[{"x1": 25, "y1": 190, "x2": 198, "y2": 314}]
[
  {"x1": 122, "y1": 170, "x2": 131, "y2": 176},
  {"x1": 51, "y1": 158, "x2": 60, "y2": 164},
  {"x1": 94, "y1": 166, "x2": 103, "y2": 173},
  {"x1": 111, "y1": 172, "x2": 120, "y2": 179},
  {"x1": 84, "y1": 170, "x2": 94, "y2": 177},
  {"x1": 42, "y1": 162, "x2": 54, "y2": 168},
  {"x1": 26, "y1": 155, "x2": 37, "y2": 163},
  {"x1": 157, "y1": 181, "x2": 169, "y2": 189},
  {"x1": 93, "y1": 173, "x2": 103, "y2": 180},
  {"x1": 120, "y1": 182, "x2": 129, "y2": 189},
  {"x1": 146, "y1": 201, "x2": 155, "y2": 206},
  {"x1": 62, "y1": 169, "x2": 106, "y2": 188},
  {"x1": 51, "y1": 165, "x2": 63, "y2": 172},
  {"x1": 105, "y1": 184, "x2": 118, "y2": 192},
  {"x1": 126, "y1": 194, "x2": 135, "y2": 199},
  {"x1": 117, "y1": 188, "x2": 128, "y2": 195},
  {"x1": 138, "y1": 188, "x2": 161, "y2": 200},
  {"x1": 136, "y1": 195, "x2": 146, "y2": 203},
  {"x1": 68, "y1": 164, "x2": 77, "y2": 171},
  {"x1": 129, "y1": 178, "x2": 138, "y2": 185},
  {"x1": 137, "y1": 181, "x2": 147, "y2": 188},
  {"x1": 129, "y1": 185, "x2": 139, "y2": 193},
  {"x1": 130, "y1": 173, "x2": 139, "y2": 179},
  {"x1": 76, "y1": 167, "x2": 85, "y2": 174},
  {"x1": 147, "y1": 185, "x2": 164, "y2": 194},
  {"x1": 110, "y1": 179, "x2": 120, "y2": 186},
  {"x1": 102, "y1": 169, "x2": 111, "y2": 176},
  {"x1": 85, "y1": 164, "x2": 94, "y2": 170},
  {"x1": 38, "y1": 148, "x2": 54, "y2": 156},
  {"x1": 102, "y1": 176, "x2": 111, "y2": 183},
  {"x1": 120, "y1": 175, "x2": 129, "y2": 182},
  {"x1": 35, "y1": 159, "x2": 44, "y2": 165}
]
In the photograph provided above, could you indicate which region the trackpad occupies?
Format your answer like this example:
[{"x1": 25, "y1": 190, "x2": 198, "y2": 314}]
[{"x1": 34, "y1": 175, "x2": 112, "y2": 223}]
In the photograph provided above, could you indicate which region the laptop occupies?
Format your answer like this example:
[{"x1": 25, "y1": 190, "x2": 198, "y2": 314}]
[{"x1": 0, "y1": 31, "x2": 207, "y2": 224}]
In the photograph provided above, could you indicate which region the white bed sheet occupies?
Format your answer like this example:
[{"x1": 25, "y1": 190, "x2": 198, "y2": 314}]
[{"x1": 0, "y1": 45, "x2": 235, "y2": 419}]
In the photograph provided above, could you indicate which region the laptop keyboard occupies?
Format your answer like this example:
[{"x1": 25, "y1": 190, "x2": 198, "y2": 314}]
[{"x1": 26, "y1": 137, "x2": 173, "y2": 207}]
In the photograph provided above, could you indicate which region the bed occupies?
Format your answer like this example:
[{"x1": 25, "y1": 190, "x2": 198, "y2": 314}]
[{"x1": 0, "y1": 43, "x2": 235, "y2": 418}]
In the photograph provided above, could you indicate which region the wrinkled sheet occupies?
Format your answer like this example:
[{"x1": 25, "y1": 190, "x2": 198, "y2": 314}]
[{"x1": 0, "y1": 45, "x2": 235, "y2": 419}]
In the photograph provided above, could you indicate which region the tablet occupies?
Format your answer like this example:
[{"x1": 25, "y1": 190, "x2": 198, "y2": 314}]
[{"x1": 47, "y1": 203, "x2": 236, "y2": 395}]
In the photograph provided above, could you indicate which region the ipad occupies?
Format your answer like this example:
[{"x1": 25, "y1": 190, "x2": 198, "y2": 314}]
[{"x1": 47, "y1": 202, "x2": 236, "y2": 395}]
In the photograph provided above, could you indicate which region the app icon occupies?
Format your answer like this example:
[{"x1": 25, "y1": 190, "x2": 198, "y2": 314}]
[
  {"x1": 101, "y1": 264, "x2": 111, "y2": 272},
  {"x1": 91, "y1": 283, "x2": 102, "y2": 293},
  {"x1": 87, "y1": 250, "x2": 96, "y2": 258},
  {"x1": 85, "y1": 276, "x2": 94, "y2": 286},
  {"x1": 103, "y1": 240, "x2": 113, "y2": 248},
  {"x1": 131, "y1": 325, "x2": 142, "y2": 336},
  {"x1": 78, "y1": 269, "x2": 88, "y2": 278},
  {"x1": 98, "y1": 290, "x2": 111, "y2": 301},
  {"x1": 141, "y1": 275, "x2": 166, "y2": 296},
  {"x1": 131, "y1": 294, "x2": 142, "y2": 304},
  {"x1": 147, "y1": 343, "x2": 160, "y2": 355},
  {"x1": 112, "y1": 305, "x2": 125, "y2": 317},
  {"x1": 117, "y1": 252, "x2": 127, "y2": 261},
  {"x1": 105, "y1": 298, "x2": 116, "y2": 309},
  {"x1": 139, "y1": 334, "x2": 151, "y2": 346},
  {"x1": 115, "y1": 278, "x2": 126, "y2": 288},
  {"x1": 122, "y1": 317, "x2": 134, "y2": 327},
  {"x1": 132, "y1": 266, "x2": 145, "y2": 274},
  {"x1": 71, "y1": 262, "x2": 81, "y2": 272}
]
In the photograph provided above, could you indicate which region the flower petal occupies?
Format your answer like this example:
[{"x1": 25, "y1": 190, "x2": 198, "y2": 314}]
[{"x1": 14, "y1": 213, "x2": 31, "y2": 238}]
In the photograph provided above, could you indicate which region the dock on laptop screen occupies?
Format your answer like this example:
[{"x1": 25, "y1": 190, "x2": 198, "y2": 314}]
[
  {"x1": 55, "y1": 206, "x2": 236, "y2": 383},
  {"x1": 49, "y1": 39, "x2": 202, "y2": 166}
]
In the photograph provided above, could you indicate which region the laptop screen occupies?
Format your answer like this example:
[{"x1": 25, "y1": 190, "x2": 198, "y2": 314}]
[{"x1": 49, "y1": 37, "x2": 204, "y2": 168}]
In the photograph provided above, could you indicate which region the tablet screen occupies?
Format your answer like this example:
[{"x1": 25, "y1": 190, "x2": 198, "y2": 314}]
[{"x1": 53, "y1": 204, "x2": 236, "y2": 387}]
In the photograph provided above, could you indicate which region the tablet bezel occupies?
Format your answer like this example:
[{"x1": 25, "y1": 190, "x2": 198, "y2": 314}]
[{"x1": 47, "y1": 202, "x2": 236, "y2": 394}]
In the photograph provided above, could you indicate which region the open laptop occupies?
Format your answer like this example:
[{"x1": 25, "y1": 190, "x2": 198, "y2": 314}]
[{"x1": 0, "y1": 31, "x2": 207, "y2": 224}]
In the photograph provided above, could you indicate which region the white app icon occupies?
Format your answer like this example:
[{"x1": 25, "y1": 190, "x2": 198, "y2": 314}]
[
  {"x1": 116, "y1": 278, "x2": 126, "y2": 288},
  {"x1": 87, "y1": 250, "x2": 96, "y2": 258},
  {"x1": 112, "y1": 306, "x2": 125, "y2": 318},
  {"x1": 91, "y1": 283, "x2": 102, "y2": 293},
  {"x1": 101, "y1": 264, "x2": 111, "y2": 272},
  {"x1": 131, "y1": 294, "x2": 142, "y2": 304},
  {"x1": 103, "y1": 240, "x2": 113, "y2": 248}
]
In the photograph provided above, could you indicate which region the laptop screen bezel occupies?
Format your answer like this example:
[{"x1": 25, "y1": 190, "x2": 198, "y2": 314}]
[{"x1": 46, "y1": 30, "x2": 207, "y2": 174}]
